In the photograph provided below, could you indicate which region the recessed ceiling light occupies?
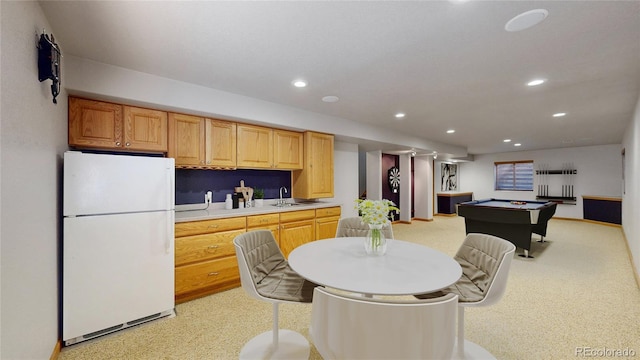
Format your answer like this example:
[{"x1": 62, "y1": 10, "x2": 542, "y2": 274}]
[
  {"x1": 503, "y1": 139, "x2": 512, "y2": 143},
  {"x1": 395, "y1": 113, "x2": 406, "y2": 119},
  {"x1": 505, "y1": 9, "x2": 549, "y2": 32},
  {"x1": 446, "y1": 129, "x2": 455, "y2": 134},
  {"x1": 292, "y1": 80, "x2": 307, "y2": 88},
  {"x1": 553, "y1": 112, "x2": 567, "y2": 117},
  {"x1": 514, "y1": 143, "x2": 522, "y2": 147},
  {"x1": 322, "y1": 95, "x2": 339, "y2": 103},
  {"x1": 527, "y1": 79, "x2": 546, "y2": 86}
]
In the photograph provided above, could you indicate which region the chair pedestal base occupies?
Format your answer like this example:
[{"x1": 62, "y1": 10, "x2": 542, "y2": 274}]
[
  {"x1": 453, "y1": 339, "x2": 497, "y2": 360},
  {"x1": 239, "y1": 330, "x2": 310, "y2": 360}
]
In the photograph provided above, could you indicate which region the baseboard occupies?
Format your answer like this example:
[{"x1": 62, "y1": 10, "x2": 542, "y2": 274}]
[
  {"x1": 620, "y1": 228, "x2": 640, "y2": 290},
  {"x1": 435, "y1": 213, "x2": 458, "y2": 217},
  {"x1": 411, "y1": 217, "x2": 433, "y2": 222},
  {"x1": 552, "y1": 216, "x2": 622, "y2": 228},
  {"x1": 581, "y1": 219, "x2": 622, "y2": 228},
  {"x1": 50, "y1": 339, "x2": 61, "y2": 360}
]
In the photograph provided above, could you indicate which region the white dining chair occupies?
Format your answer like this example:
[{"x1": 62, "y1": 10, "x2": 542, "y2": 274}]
[
  {"x1": 415, "y1": 233, "x2": 516, "y2": 359},
  {"x1": 234, "y1": 230, "x2": 319, "y2": 360},
  {"x1": 335, "y1": 216, "x2": 394, "y2": 239},
  {"x1": 311, "y1": 287, "x2": 458, "y2": 359}
]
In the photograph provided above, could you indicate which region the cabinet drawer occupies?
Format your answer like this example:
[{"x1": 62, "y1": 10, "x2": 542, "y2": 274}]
[
  {"x1": 280, "y1": 209, "x2": 315, "y2": 223},
  {"x1": 175, "y1": 217, "x2": 246, "y2": 237},
  {"x1": 175, "y1": 229, "x2": 245, "y2": 266},
  {"x1": 246, "y1": 213, "x2": 280, "y2": 227},
  {"x1": 316, "y1": 206, "x2": 341, "y2": 218},
  {"x1": 175, "y1": 256, "x2": 240, "y2": 296}
]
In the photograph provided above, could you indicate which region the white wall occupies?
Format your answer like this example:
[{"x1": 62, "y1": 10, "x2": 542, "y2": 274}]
[
  {"x1": 458, "y1": 145, "x2": 622, "y2": 219},
  {"x1": 399, "y1": 154, "x2": 412, "y2": 222},
  {"x1": 330, "y1": 141, "x2": 359, "y2": 218},
  {"x1": 413, "y1": 156, "x2": 434, "y2": 220},
  {"x1": 622, "y1": 94, "x2": 640, "y2": 278},
  {"x1": 366, "y1": 150, "x2": 383, "y2": 200},
  {"x1": 64, "y1": 56, "x2": 466, "y2": 158},
  {"x1": 1, "y1": 1, "x2": 68, "y2": 358}
]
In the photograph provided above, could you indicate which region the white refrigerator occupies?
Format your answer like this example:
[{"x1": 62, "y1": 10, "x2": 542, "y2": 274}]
[{"x1": 62, "y1": 151, "x2": 175, "y2": 346}]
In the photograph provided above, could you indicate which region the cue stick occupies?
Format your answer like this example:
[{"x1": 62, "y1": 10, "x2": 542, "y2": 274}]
[{"x1": 563, "y1": 163, "x2": 567, "y2": 198}]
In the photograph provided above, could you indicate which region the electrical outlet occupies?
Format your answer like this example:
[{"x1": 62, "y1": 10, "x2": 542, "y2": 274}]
[{"x1": 206, "y1": 191, "x2": 213, "y2": 204}]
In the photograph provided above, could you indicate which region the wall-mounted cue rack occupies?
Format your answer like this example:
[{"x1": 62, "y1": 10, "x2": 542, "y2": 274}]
[{"x1": 535, "y1": 163, "x2": 577, "y2": 205}]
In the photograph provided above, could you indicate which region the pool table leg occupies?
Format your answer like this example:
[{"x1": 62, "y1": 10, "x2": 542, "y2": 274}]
[{"x1": 518, "y1": 249, "x2": 534, "y2": 258}]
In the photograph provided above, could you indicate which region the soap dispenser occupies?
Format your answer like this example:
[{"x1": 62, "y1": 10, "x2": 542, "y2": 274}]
[{"x1": 225, "y1": 194, "x2": 233, "y2": 210}]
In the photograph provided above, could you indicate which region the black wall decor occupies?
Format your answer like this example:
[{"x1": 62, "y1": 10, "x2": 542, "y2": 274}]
[
  {"x1": 388, "y1": 166, "x2": 400, "y2": 193},
  {"x1": 38, "y1": 31, "x2": 61, "y2": 104}
]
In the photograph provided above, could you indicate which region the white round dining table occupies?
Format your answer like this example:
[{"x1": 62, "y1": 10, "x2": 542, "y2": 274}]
[{"x1": 288, "y1": 237, "x2": 462, "y2": 297}]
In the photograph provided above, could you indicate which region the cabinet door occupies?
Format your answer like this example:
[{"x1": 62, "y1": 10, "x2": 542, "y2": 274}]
[
  {"x1": 68, "y1": 97, "x2": 123, "y2": 149},
  {"x1": 315, "y1": 207, "x2": 341, "y2": 240},
  {"x1": 273, "y1": 130, "x2": 303, "y2": 170},
  {"x1": 247, "y1": 213, "x2": 280, "y2": 243},
  {"x1": 205, "y1": 119, "x2": 237, "y2": 168},
  {"x1": 316, "y1": 216, "x2": 340, "y2": 240},
  {"x1": 308, "y1": 132, "x2": 334, "y2": 197},
  {"x1": 169, "y1": 113, "x2": 205, "y2": 166},
  {"x1": 292, "y1": 132, "x2": 334, "y2": 199},
  {"x1": 175, "y1": 256, "x2": 240, "y2": 301},
  {"x1": 237, "y1": 124, "x2": 273, "y2": 168},
  {"x1": 279, "y1": 219, "x2": 315, "y2": 258},
  {"x1": 175, "y1": 229, "x2": 244, "y2": 266},
  {"x1": 123, "y1": 106, "x2": 168, "y2": 152}
]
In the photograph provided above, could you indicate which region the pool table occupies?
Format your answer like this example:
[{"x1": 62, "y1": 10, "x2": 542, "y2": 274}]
[{"x1": 457, "y1": 198, "x2": 557, "y2": 258}]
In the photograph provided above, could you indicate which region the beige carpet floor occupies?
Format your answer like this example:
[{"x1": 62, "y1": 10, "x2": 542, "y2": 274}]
[{"x1": 58, "y1": 217, "x2": 640, "y2": 359}]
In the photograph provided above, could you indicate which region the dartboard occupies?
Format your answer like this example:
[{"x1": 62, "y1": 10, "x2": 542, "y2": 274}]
[{"x1": 388, "y1": 167, "x2": 400, "y2": 193}]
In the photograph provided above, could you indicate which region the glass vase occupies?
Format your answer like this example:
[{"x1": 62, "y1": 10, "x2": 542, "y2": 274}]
[{"x1": 364, "y1": 224, "x2": 387, "y2": 256}]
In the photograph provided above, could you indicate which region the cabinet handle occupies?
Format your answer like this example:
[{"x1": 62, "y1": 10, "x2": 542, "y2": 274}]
[
  {"x1": 208, "y1": 224, "x2": 219, "y2": 228},
  {"x1": 207, "y1": 245, "x2": 219, "y2": 249},
  {"x1": 207, "y1": 272, "x2": 219, "y2": 276},
  {"x1": 125, "y1": 142, "x2": 131, "y2": 147},
  {"x1": 207, "y1": 161, "x2": 211, "y2": 164},
  {"x1": 115, "y1": 141, "x2": 121, "y2": 146},
  {"x1": 200, "y1": 160, "x2": 205, "y2": 164}
]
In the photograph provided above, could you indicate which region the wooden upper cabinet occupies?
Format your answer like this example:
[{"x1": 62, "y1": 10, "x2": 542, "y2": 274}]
[
  {"x1": 273, "y1": 130, "x2": 303, "y2": 170},
  {"x1": 69, "y1": 97, "x2": 168, "y2": 153},
  {"x1": 168, "y1": 114, "x2": 237, "y2": 169},
  {"x1": 292, "y1": 131, "x2": 334, "y2": 199},
  {"x1": 237, "y1": 124, "x2": 303, "y2": 169},
  {"x1": 205, "y1": 119, "x2": 236, "y2": 168},
  {"x1": 236, "y1": 124, "x2": 274, "y2": 168},
  {"x1": 123, "y1": 106, "x2": 168, "y2": 151},
  {"x1": 169, "y1": 113, "x2": 205, "y2": 166},
  {"x1": 69, "y1": 97, "x2": 123, "y2": 149}
]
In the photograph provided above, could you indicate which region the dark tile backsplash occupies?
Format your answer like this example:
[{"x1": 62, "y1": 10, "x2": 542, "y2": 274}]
[{"x1": 175, "y1": 169, "x2": 292, "y2": 205}]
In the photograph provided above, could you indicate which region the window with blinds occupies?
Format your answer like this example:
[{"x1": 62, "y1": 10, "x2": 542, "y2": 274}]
[{"x1": 495, "y1": 161, "x2": 534, "y2": 191}]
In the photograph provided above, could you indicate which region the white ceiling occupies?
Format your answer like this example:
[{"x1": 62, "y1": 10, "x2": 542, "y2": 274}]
[{"x1": 40, "y1": 1, "x2": 640, "y2": 156}]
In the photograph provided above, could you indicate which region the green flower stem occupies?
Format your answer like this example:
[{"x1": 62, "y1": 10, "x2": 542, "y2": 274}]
[{"x1": 370, "y1": 228, "x2": 382, "y2": 250}]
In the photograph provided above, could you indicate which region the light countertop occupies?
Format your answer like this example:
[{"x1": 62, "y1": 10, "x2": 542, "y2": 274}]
[{"x1": 175, "y1": 199, "x2": 341, "y2": 222}]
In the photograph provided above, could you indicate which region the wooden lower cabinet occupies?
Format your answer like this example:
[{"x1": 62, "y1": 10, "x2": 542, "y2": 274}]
[
  {"x1": 175, "y1": 257, "x2": 240, "y2": 301},
  {"x1": 174, "y1": 217, "x2": 246, "y2": 303},
  {"x1": 174, "y1": 207, "x2": 340, "y2": 302},
  {"x1": 247, "y1": 213, "x2": 280, "y2": 244},
  {"x1": 315, "y1": 206, "x2": 341, "y2": 240},
  {"x1": 279, "y1": 209, "x2": 316, "y2": 258}
]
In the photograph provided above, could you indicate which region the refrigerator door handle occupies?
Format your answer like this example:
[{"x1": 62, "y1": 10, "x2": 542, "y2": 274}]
[
  {"x1": 167, "y1": 166, "x2": 175, "y2": 210},
  {"x1": 166, "y1": 211, "x2": 174, "y2": 254}
]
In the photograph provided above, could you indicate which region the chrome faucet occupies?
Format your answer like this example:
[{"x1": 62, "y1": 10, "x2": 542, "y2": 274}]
[{"x1": 279, "y1": 186, "x2": 288, "y2": 206}]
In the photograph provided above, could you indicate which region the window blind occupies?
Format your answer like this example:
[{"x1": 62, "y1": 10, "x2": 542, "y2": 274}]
[{"x1": 495, "y1": 161, "x2": 534, "y2": 191}]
